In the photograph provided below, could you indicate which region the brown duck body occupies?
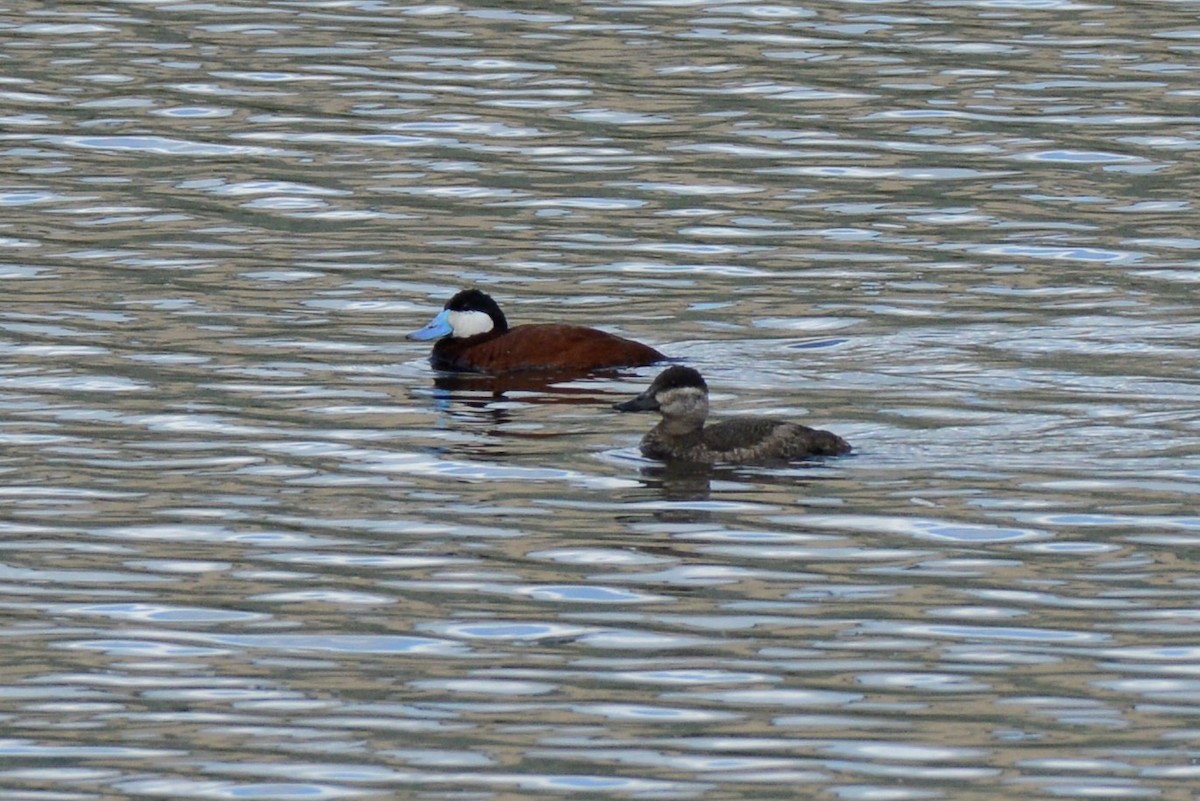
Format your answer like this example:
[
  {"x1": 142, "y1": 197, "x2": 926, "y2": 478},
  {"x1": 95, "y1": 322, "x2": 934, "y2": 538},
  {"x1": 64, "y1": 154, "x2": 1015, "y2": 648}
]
[
  {"x1": 615, "y1": 365, "x2": 851, "y2": 465},
  {"x1": 432, "y1": 323, "x2": 664, "y2": 374},
  {"x1": 639, "y1": 416, "x2": 851, "y2": 464}
]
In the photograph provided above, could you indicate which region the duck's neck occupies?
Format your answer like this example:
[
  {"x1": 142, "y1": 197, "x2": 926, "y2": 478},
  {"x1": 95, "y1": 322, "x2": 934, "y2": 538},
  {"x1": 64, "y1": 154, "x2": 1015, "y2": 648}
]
[
  {"x1": 430, "y1": 331, "x2": 501, "y2": 370},
  {"x1": 657, "y1": 415, "x2": 705, "y2": 438}
]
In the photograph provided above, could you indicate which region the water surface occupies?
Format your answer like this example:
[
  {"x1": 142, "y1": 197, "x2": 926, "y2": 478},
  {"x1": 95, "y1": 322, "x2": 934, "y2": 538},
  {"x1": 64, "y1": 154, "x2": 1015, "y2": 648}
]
[{"x1": 2, "y1": 0, "x2": 1200, "y2": 799}]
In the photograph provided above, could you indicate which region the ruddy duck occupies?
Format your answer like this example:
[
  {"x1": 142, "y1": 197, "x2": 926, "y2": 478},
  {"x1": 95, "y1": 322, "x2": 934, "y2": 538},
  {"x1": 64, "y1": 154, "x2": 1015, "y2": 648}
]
[
  {"x1": 408, "y1": 289, "x2": 665, "y2": 374},
  {"x1": 614, "y1": 365, "x2": 851, "y2": 464}
]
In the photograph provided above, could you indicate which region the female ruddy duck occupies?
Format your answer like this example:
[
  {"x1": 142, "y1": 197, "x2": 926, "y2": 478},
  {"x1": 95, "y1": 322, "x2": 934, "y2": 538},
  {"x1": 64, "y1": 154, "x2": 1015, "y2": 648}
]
[
  {"x1": 614, "y1": 365, "x2": 851, "y2": 464},
  {"x1": 408, "y1": 289, "x2": 664, "y2": 374}
]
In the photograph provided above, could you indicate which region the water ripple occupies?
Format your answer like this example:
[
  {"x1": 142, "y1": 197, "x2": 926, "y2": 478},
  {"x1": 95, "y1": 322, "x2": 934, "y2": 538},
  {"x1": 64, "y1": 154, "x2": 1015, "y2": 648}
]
[{"x1": 2, "y1": 0, "x2": 1198, "y2": 798}]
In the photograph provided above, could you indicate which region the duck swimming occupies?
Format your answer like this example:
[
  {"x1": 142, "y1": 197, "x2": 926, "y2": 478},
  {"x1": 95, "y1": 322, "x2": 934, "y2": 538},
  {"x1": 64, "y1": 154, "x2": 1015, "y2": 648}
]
[
  {"x1": 408, "y1": 289, "x2": 665, "y2": 374},
  {"x1": 614, "y1": 365, "x2": 851, "y2": 464}
]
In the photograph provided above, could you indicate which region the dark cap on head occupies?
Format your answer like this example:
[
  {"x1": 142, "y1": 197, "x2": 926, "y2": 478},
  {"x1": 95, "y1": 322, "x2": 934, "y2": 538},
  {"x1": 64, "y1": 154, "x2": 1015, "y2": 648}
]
[
  {"x1": 444, "y1": 289, "x2": 507, "y2": 332},
  {"x1": 650, "y1": 365, "x2": 706, "y2": 392}
]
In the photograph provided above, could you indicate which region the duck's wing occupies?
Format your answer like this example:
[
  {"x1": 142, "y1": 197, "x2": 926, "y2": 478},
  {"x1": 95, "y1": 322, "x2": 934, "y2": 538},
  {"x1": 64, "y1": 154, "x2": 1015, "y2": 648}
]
[
  {"x1": 700, "y1": 418, "x2": 789, "y2": 453},
  {"x1": 498, "y1": 325, "x2": 663, "y2": 371},
  {"x1": 703, "y1": 418, "x2": 851, "y2": 460}
]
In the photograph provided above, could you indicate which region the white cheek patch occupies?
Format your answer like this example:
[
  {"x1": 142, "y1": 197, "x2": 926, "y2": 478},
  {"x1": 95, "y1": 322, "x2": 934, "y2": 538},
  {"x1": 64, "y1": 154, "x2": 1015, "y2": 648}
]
[
  {"x1": 447, "y1": 309, "x2": 494, "y2": 338},
  {"x1": 659, "y1": 387, "x2": 707, "y2": 417}
]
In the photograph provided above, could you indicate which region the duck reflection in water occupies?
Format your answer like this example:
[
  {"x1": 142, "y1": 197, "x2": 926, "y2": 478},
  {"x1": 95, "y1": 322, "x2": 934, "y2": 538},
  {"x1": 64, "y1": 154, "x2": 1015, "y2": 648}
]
[
  {"x1": 614, "y1": 365, "x2": 851, "y2": 465},
  {"x1": 614, "y1": 455, "x2": 850, "y2": 529}
]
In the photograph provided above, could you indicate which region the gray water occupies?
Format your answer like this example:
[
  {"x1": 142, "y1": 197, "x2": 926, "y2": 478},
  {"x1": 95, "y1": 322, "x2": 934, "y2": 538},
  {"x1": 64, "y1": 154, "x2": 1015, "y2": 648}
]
[{"x1": 3, "y1": 1, "x2": 1200, "y2": 799}]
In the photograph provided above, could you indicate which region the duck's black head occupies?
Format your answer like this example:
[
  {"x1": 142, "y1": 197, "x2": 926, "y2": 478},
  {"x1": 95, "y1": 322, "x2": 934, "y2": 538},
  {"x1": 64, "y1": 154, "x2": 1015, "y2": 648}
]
[
  {"x1": 408, "y1": 288, "x2": 509, "y2": 341},
  {"x1": 444, "y1": 289, "x2": 508, "y2": 332}
]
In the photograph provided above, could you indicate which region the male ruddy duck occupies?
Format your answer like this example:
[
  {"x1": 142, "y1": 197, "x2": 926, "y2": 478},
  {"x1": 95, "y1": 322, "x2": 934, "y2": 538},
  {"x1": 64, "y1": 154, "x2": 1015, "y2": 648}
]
[
  {"x1": 408, "y1": 289, "x2": 665, "y2": 374},
  {"x1": 614, "y1": 365, "x2": 851, "y2": 464}
]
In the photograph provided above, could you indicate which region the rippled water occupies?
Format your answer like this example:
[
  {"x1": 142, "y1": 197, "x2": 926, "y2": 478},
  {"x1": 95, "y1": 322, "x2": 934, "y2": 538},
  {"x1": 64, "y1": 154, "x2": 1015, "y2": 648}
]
[{"x1": 3, "y1": 1, "x2": 1200, "y2": 799}]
